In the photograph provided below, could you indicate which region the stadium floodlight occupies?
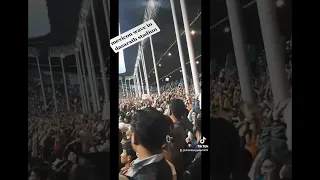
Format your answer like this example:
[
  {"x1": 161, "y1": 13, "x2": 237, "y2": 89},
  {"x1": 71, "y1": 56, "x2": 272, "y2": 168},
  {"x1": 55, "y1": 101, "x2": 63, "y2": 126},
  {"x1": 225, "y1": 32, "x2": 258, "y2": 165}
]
[{"x1": 131, "y1": 0, "x2": 162, "y2": 77}]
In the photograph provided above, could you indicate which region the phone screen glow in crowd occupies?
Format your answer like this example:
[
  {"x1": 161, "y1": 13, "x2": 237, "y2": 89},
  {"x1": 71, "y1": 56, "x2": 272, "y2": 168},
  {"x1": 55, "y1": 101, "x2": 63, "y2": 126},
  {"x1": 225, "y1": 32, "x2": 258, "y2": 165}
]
[{"x1": 119, "y1": 23, "x2": 126, "y2": 74}]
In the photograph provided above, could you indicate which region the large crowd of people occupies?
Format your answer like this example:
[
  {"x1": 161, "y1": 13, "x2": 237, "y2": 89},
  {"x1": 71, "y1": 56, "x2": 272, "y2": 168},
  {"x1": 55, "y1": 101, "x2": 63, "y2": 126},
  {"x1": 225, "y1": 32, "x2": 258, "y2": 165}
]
[
  {"x1": 210, "y1": 48, "x2": 292, "y2": 180},
  {"x1": 28, "y1": 78, "x2": 110, "y2": 180},
  {"x1": 117, "y1": 45, "x2": 292, "y2": 180},
  {"x1": 118, "y1": 80, "x2": 203, "y2": 180},
  {"x1": 28, "y1": 55, "x2": 291, "y2": 180},
  {"x1": 28, "y1": 50, "x2": 291, "y2": 180}
]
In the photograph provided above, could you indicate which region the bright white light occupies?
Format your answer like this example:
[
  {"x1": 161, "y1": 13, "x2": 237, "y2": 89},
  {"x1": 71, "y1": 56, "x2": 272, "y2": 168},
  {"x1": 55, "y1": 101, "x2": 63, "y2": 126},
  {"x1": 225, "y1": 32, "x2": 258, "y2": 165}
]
[
  {"x1": 119, "y1": 23, "x2": 126, "y2": 74},
  {"x1": 168, "y1": 53, "x2": 172, "y2": 56},
  {"x1": 276, "y1": 0, "x2": 285, "y2": 7},
  {"x1": 196, "y1": 61, "x2": 199, "y2": 64},
  {"x1": 165, "y1": 78, "x2": 169, "y2": 82},
  {"x1": 159, "y1": 64, "x2": 161, "y2": 67},
  {"x1": 150, "y1": 0, "x2": 155, "y2": 8},
  {"x1": 191, "y1": 30, "x2": 196, "y2": 35},
  {"x1": 180, "y1": 69, "x2": 182, "y2": 72},
  {"x1": 224, "y1": 26, "x2": 230, "y2": 33},
  {"x1": 169, "y1": 76, "x2": 171, "y2": 78},
  {"x1": 153, "y1": 71, "x2": 155, "y2": 74}
]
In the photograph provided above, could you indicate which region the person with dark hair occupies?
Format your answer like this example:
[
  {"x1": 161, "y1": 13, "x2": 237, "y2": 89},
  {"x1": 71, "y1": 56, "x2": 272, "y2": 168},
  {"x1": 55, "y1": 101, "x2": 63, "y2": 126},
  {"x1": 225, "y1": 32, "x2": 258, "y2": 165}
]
[
  {"x1": 120, "y1": 140, "x2": 137, "y2": 175},
  {"x1": 124, "y1": 107, "x2": 173, "y2": 180},
  {"x1": 167, "y1": 99, "x2": 190, "y2": 180},
  {"x1": 210, "y1": 117, "x2": 242, "y2": 180},
  {"x1": 42, "y1": 135, "x2": 54, "y2": 161}
]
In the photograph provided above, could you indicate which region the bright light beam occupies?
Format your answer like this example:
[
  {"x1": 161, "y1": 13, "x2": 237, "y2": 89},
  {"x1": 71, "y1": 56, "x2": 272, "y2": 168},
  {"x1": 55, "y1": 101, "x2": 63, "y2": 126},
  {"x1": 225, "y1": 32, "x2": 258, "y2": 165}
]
[{"x1": 119, "y1": 23, "x2": 126, "y2": 74}]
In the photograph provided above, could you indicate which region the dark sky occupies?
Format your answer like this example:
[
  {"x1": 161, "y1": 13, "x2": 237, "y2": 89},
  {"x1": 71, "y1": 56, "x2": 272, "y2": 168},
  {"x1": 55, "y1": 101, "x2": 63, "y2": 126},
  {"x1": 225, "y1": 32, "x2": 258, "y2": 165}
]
[
  {"x1": 119, "y1": 0, "x2": 147, "y2": 76},
  {"x1": 28, "y1": 0, "x2": 106, "y2": 75},
  {"x1": 28, "y1": 0, "x2": 291, "y2": 81},
  {"x1": 119, "y1": 0, "x2": 202, "y2": 88},
  {"x1": 210, "y1": 0, "x2": 292, "y2": 68},
  {"x1": 28, "y1": 0, "x2": 50, "y2": 38}
]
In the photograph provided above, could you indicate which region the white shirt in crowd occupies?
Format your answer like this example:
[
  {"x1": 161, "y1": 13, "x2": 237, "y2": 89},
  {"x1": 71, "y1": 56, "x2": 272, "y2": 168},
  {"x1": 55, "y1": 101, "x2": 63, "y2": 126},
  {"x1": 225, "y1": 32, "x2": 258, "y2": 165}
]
[{"x1": 119, "y1": 122, "x2": 129, "y2": 132}]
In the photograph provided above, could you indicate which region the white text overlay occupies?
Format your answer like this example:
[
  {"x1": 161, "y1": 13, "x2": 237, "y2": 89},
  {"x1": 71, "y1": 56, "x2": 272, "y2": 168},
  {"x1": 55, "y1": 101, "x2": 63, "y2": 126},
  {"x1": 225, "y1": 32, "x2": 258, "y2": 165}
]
[{"x1": 110, "y1": 19, "x2": 160, "y2": 53}]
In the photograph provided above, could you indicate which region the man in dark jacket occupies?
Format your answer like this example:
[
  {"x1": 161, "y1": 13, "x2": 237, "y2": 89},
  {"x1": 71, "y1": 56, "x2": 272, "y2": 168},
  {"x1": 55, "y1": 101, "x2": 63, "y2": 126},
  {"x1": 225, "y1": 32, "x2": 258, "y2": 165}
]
[
  {"x1": 124, "y1": 108, "x2": 173, "y2": 180},
  {"x1": 167, "y1": 99, "x2": 192, "y2": 180}
]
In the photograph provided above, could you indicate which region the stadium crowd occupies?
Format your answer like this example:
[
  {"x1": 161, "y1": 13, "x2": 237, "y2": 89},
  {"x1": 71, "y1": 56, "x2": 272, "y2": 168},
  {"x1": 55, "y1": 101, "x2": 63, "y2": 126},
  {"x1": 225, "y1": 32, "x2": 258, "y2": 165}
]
[
  {"x1": 210, "y1": 47, "x2": 292, "y2": 180},
  {"x1": 28, "y1": 77, "x2": 110, "y2": 180},
  {"x1": 28, "y1": 49, "x2": 291, "y2": 180},
  {"x1": 117, "y1": 45, "x2": 292, "y2": 180},
  {"x1": 118, "y1": 78, "x2": 203, "y2": 180}
]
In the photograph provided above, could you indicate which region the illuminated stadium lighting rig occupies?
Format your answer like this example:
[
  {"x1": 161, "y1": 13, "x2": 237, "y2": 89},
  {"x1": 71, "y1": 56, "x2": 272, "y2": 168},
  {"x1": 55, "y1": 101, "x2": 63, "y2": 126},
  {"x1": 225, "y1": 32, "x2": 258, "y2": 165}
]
[
  {"x1": 150, "y1": 54, "x2": 201, "y2": 86},
  {"x1": 146, "y1": 12, "x2": 201, "y2": 75}
]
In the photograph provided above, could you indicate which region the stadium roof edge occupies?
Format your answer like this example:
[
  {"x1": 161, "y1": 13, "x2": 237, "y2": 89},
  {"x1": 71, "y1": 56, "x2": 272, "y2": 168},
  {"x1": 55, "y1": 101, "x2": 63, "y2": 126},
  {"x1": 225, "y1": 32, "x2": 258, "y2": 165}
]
[{"x1": 28, "y1": 0, "x2": 91, "y2": 57}]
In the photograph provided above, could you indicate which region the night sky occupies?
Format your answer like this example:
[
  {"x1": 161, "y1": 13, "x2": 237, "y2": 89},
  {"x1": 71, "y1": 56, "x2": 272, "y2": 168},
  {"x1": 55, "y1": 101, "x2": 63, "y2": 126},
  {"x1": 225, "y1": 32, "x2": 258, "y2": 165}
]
[
  {"x1": 119, "y1": 0, "x2": 148, "y2": 76},
  {"x1": 119, "y1": 0, "x2": 202, "y2": 87},
  {"x1": 28, "y1": 0, "x2": 291, "y2": 81},
  {"x1": 28, "y1": 0, "x2": 50, "y2": 38}
]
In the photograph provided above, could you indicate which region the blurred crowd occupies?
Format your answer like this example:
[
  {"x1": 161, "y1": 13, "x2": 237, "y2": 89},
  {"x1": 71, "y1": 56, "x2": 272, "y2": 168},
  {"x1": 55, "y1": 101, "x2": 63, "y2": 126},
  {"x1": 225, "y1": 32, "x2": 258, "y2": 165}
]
[
  {"x1": 210, "y1": 48, "x2": 292, "y2": 180},
  {"x1": 28, "y1": 78, "x2": 110, "y2": 180},
  {"x1": 117, "y1": 45, "x2": 292, "y2": 180},
  {"x1": 28, "y1": 48, "x2": 292, "y2": 180}
]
